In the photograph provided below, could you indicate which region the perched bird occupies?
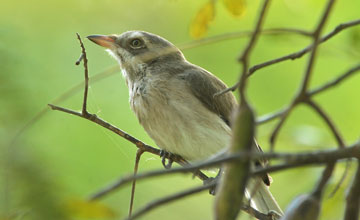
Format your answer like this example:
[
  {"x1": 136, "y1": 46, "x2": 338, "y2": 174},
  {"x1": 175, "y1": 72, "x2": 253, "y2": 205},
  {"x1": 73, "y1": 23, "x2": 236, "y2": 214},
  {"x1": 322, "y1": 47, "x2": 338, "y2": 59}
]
[{"x1": 87, "y1": 31, "x2": 283, "y2": 215}]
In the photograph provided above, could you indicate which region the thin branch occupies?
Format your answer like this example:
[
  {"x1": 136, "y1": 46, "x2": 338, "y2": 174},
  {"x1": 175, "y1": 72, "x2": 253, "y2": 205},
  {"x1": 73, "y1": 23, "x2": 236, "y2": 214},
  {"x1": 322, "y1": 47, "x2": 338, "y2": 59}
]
[
  {"x1": 265, "y1": 0, "x2": 336, "y2": 150},
  {"x1": 126, "y1": 183, "x2": 216, "y2": 220},
  {"x1": 312, "y1": 163, "x2": 335, "y2": 197},
  {"x1": 256, "y1": 63, "x2": 360, "y2": 125},
  {"x1": 309, "y1": 64, "x2": 360, "y2": 96},
  {"x1": 305, "y1": 100, "x2": 345, "y2": 147},
  {"x1": 247, "y1": 19, "x2": 360, "y2": 76},
  {"x1": 256, "y1": 108, "x2": 288, "y2": 125},
  {"x1": 48, "y1": 103, "x2": 209, "y2": 183},
  {"x1": 344, "y1": 159, "x2": 360, "y2": 220},
  {"x1": 178, "y1": 28, "x2": 311, "y2": 50},
  {"x1": 305, "y1": 99, "x2": 349, "y2": 196},
  {"x1": 75, "y1": 33, "x2": 90, "y2": 115},
  {"x1": 238, "y1": 0, "x2": 271, "y2": 99},
  {"x1": 128, "y1": 149, "x2": 144, "y2": 217},
  {"x1": 269, "y1": 104, "x2": 294, "y2": 151},
  {"x1": 125, "y1": 181, "x2": 276, "y2": 220},
  {"x1": 300, "y1": 0, "x2": 335, "y2": 93},
  {"x1": 88, "y1": 143, "x2": 360, "y2": 201}
]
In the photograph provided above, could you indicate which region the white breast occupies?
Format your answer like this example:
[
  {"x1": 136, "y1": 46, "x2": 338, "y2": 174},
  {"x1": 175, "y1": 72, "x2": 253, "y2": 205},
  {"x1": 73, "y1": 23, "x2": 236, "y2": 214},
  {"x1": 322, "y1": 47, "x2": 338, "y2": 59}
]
[{"x1": 129, "y1": 75, "x2": 232, "y2": 161}]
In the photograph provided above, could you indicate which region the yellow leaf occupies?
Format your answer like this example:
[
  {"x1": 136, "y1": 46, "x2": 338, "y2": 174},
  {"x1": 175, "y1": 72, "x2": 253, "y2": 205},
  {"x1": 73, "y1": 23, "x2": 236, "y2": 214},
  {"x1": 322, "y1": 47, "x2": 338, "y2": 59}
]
[
  {"x1": 190, "y1": 1, "x2": 216, "y2": 39},
  {"x1": 65, "y1": 199, "x2": 117, "y2": 218},
  {"x1": 222, "y1": 0, "x2": 246, "y2": 17}
]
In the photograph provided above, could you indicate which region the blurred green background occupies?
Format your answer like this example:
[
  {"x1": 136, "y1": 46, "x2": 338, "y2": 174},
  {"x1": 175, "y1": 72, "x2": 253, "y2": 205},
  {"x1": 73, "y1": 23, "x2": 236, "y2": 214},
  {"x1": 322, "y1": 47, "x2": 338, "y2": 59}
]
[{"x1": 1, "y1": 0, "x2": 360, "y2": 219}]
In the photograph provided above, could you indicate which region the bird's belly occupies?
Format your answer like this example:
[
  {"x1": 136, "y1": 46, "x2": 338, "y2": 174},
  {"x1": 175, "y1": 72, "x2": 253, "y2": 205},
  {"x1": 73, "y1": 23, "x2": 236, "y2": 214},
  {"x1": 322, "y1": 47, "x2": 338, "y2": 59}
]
[{"x1": 131, "y1": 89, "x2": 232, "y2": 162}]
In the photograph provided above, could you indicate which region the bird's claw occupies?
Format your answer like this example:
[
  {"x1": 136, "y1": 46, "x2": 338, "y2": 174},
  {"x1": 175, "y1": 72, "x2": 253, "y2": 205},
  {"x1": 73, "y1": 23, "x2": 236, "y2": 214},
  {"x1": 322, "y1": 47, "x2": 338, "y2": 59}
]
[
  {"x1": 203, "y1": 170, "x2": 222, "y2": 195},
  {"x1": 160, "y1": 150, "x2": 174, "y2": 169}
]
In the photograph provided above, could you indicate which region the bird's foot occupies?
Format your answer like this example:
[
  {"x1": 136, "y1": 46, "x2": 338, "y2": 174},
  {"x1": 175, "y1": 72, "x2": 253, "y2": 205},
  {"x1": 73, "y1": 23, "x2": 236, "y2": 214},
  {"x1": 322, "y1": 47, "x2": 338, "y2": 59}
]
[
  {"x1": 203, "y1": 169, "x2": 222, "y2": 195},
  {"x1": 160, "y1": 150, "x2": 174, "y2": 169},
  {"x1": 267, "y1": 210, "x2": 282, "y2": 220}
]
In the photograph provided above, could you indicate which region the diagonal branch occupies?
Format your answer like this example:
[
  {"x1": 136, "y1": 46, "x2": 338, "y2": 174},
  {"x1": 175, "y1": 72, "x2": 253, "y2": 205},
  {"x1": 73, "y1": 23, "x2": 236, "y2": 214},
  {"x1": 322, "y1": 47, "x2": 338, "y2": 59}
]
[
  {"x1": 248, "y1": 19, "x2": 360, "y2": 77},
  {"x1": 256, "y1": 63, "x2": 360, "y2": 125},
  {"x1": 125, "y1": 180, "x2": 278, "y2": 220},
  {"x1": 309, "y1": 64, "x2": 360, "y2": 96},
  {"x1": 126, "y1": 183, "x2": 216, "y2": 220}
]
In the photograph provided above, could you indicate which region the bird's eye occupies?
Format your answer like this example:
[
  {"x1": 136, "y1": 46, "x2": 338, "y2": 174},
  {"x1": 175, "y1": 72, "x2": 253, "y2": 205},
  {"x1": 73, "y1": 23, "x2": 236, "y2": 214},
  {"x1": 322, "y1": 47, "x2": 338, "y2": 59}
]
[{"x1": 130, "y1": 38, "x2": 143, "y2": 48}]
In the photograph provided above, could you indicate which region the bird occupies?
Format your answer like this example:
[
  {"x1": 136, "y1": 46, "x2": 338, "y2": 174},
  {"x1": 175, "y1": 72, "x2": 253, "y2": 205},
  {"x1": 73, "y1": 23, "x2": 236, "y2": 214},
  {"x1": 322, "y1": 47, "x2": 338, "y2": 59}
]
[{"x1": 87, "y1": 30, "x2": 283, "y2": 215}]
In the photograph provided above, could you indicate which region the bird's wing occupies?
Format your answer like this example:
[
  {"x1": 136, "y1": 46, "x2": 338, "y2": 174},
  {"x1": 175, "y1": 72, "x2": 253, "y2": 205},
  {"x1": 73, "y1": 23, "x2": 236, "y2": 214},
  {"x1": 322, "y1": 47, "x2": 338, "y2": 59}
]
[
  {"x1": 178, "y1": 65, "x2": 237, "y2": 126},
  {"x1": 177, "y1": 64, "x2": 272, "y2": 185}
]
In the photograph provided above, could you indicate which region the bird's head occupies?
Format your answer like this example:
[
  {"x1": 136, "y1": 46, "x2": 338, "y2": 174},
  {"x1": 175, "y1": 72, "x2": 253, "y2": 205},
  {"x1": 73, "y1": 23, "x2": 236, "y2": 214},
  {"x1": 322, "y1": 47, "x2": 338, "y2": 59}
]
[{"x1": 87, "y1": 31, "x2": 184, "y2": 82}]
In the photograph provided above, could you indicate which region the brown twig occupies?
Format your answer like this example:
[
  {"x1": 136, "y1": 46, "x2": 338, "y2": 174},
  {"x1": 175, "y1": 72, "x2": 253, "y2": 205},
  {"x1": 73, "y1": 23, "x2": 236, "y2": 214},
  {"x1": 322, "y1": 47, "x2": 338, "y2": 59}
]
[
  {"x1": 238, "y1": 0, "x2": 270, "y2": 98},
  {"x1": 247, "y1": 19, "x2": 360, "y2": 77},
  {"x1": 267, "y1": 0, "x2": 336, "y2": 151},
  {"x1": 305, "y1": 99, "x2": 349, "y2": 196},
  {"x1": 256, "y1": 63, "x2": 360, "y2": 125},
  {"x1": 305, "y1": 100, "x2": 345, "y2": 147},
  {"x1": 344, "y1": 159, "x2": 360, "y2": 220},
  {"x1": 75, "y1": 33, "x2": 90, "y2": 115},
  {"x1": 128, "y1": 149, "x2": 144, "y2": 217},
  {"x1": 125, "y1": 181, "x2": 276, "y2": 220},
  {"x1": 125, "y1": 182, "x2": 216, "y2": 220},
  {"x1": 308, "y1": 64, "x2": 360, "y2": 96},
  {"x1": 214, "y1": 0, "x2": 271, "y2": 98},
  {"x1": 216, "y1": 19, "x2": 360, "y2": 96}
]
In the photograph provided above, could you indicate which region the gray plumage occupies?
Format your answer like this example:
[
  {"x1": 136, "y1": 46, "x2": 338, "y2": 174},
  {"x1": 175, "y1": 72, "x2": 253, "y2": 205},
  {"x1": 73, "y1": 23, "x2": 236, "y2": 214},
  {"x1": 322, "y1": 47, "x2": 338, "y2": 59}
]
[{"x1": 87, "y1": 31, "x2": 283, "y2": 215}]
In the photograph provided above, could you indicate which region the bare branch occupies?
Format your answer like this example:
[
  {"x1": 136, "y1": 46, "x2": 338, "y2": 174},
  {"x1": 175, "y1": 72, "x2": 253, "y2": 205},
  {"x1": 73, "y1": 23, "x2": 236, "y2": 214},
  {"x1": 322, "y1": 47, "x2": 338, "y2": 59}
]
[
  {"x1": 75, "y1": 33, "x2": 90, "y2": 115},
  {"x1": 269, "y1": 104, "x2": 294, "y2": 151},
  {"x1": 256, "y1": 64, "x2": 360, "y2": 125},
  {"x1": 248, "y1": 19, "x2": 360, "y2": 76},
  {"x1": 128, "y1": 149, "x2": 144, "y2": 217},
  {"x1": 300, "y1": 0, "x2": 335, "y2": 93},
  {"x1": 125, "y1": 181, "x2": 278, "y2": 220},
  {"x1": 179, "y1": 28, "x2": 311, "y2": 50},
  {"x1": 309, "y1": 64, "x2": 360, "y2": 96},
  {"x1": 126, "y1": 183, "x2": 216, "y2": 220},
  {"x1": 88, "y1": 143, "x2": 360, "y2": 201},
  {"x1": 305, "y1": 100, "x2": 345, "y2": 147}
]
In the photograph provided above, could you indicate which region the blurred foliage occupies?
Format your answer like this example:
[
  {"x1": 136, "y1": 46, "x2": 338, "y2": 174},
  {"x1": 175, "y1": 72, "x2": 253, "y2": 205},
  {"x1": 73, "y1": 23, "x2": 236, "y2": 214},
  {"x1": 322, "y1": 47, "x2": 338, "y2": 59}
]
[
  {"x1": 1, "y1": 0, "x2": 360, "y2": 219},
  {"x1": 190, "y1": 1, "x2": 216, "y2": 39},
  {"x1": 190, "y1": 0, "x2": 246, "y2": 38}
]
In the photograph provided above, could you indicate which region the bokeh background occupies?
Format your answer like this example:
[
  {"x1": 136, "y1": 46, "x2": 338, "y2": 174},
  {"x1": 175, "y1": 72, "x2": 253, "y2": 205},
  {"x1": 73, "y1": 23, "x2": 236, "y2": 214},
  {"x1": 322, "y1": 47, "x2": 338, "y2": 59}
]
[{"x1": 1, "y1": 0, "x2": 360, "y2": 219}]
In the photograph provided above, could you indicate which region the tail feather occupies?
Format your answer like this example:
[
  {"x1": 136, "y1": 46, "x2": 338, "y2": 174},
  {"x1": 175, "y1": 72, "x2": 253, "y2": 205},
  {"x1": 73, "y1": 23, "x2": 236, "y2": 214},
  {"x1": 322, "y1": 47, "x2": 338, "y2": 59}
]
[{"x1": 246, "y1": 178, "x2": 283, "y2": 215}]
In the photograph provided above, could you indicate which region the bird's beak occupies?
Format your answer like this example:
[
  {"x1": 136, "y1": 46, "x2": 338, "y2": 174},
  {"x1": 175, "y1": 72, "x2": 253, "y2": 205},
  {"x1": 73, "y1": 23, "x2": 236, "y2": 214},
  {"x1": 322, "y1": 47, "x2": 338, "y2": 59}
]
[{"x1": 87, "y1": 35, "x2": 116, "y2": 48}]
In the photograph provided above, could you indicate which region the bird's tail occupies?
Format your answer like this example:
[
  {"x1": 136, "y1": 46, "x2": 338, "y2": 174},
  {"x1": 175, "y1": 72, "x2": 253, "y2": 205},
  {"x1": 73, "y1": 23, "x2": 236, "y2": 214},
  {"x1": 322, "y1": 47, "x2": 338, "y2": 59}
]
[{"x1": 245, "y1": 178, "x2": 283, "y2": 215}]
